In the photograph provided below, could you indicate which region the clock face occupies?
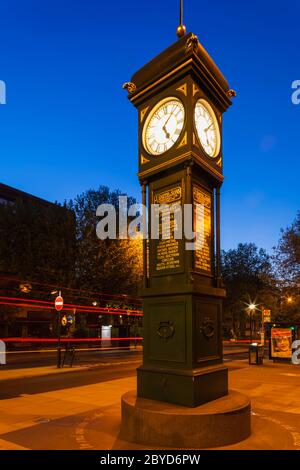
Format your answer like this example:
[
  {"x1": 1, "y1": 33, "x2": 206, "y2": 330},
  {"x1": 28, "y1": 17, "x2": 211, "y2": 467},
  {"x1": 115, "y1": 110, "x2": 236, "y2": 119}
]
[
  {"x1": 194, "y1": 99, "x2": 221, "y2": 158},
  {"x1": 143, "y1": 97, "x2": 185, "y2": 156}
]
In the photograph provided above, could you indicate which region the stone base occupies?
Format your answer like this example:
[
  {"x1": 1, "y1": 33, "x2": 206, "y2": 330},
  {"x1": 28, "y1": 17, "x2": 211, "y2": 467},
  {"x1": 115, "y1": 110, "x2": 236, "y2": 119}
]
[
  {"x1": 137, "y1": 364, "x2": 228, "y2": 407},
  {"x1": 121, "y1": 390, "x2": 251, "y2": 448}
]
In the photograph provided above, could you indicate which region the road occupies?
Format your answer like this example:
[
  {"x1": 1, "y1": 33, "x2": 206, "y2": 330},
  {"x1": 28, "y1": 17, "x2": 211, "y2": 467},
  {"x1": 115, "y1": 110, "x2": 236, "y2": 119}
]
[
  {"x1": 2, "y1": 345, "x2": 248, "y2": 370},
  {"x1": 3, "y1": 347, "x2": 143, "y2": 369}
]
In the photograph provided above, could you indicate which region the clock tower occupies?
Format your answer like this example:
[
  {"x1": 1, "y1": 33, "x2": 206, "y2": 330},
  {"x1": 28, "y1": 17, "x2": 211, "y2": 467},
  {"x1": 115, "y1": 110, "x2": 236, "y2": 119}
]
[{"x1": 123, "y1": 24, "x2": 235, "y2": 407}]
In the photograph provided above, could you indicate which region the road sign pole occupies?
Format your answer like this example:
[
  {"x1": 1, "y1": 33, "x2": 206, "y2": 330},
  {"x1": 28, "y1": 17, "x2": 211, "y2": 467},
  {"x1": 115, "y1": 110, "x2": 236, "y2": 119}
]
[
  {"x1": 57, "y1": 311, "x2": 62, "y2": 368},
  {"x1": 55, "y1": 291, "x2": 63, "y2": 368}
]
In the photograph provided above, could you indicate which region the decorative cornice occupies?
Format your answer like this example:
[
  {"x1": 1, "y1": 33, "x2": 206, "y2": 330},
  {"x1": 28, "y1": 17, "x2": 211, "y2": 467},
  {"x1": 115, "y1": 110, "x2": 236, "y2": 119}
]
[
  {"x1": 130, "y1": 59, "x2": 193, "y2": 102},
  {"x1": 138, "y1": 152, "x2": 191, "y2": 178}
]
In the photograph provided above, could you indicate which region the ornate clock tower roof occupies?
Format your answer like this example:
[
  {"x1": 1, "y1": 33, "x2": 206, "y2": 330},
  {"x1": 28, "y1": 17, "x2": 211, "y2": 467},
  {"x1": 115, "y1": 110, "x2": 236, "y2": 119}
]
[{"x1": 125, "y1": 32, "x2": 234, "y2": 112}]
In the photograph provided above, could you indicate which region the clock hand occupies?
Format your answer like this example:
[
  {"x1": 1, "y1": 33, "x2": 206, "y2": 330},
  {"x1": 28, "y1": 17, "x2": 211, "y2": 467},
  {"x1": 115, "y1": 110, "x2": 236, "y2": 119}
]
[
  {"x1": 162, "y1": 106, "x2": 176, "y2": 138},
  {"x1": 163, "y1": 127, "x2": 170, "y2": 139},
  {"x1": 202, "y1": 127, "x2": 210, "y2": 146},
  {"x1": 162, "y1": 121, "x2": 171, "y2": 139},
  {"x1": 204, "y1": 122, "x2": 214, "y2": 132}
]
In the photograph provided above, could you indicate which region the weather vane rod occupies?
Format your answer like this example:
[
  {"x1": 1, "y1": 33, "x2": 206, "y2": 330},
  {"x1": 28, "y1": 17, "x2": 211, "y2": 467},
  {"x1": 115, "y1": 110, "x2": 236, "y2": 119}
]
[{"x1": 177, "y1": 0, "x2": 186, "y2": 38}]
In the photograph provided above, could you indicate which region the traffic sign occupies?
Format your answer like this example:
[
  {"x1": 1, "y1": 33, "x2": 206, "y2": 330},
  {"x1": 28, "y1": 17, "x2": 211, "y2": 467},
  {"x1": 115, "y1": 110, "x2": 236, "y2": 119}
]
[
  {"x1": 55, "y1": 295, "x2": 64, "y2": 311},
  {"x1": 61, "y1": 315, "x2": 67, "y2": 326},
  {"x1": 263, "y1": 309, "x2": 271, "y2": 323}
]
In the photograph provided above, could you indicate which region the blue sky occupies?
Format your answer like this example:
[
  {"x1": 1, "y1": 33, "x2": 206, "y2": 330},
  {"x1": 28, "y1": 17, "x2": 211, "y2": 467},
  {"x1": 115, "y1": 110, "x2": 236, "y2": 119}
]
[{"x1": 0, "y1": 0, "x2": 299, "y2": 252}]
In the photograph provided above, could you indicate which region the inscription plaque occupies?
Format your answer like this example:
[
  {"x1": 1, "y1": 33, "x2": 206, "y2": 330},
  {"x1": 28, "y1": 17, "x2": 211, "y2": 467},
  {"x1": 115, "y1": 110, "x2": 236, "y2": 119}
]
[
  {"x1": 154, "y1": 186, "x2": 182, "y2": 274},
  {"x1": 193, "y1": 186, "x2": 212, "y2": 273},
  {"x1": 154, "y1": 186, "x2": 182, "y2": 273}
]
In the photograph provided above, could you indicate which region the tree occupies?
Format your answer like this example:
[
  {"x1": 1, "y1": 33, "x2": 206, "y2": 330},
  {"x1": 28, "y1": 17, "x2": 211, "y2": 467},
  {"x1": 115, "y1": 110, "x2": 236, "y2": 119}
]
[
  {"x1": 273, "y1": 212, "x2": 300, "y2": 320},
  {"x1": 69, "y1": 186, "x2": 143, "y2": 296},
  {"x1": 221, "y1": 243, "x2": 275, "y2": 337},
  {"x1": 274, "y1": 212, "x2": 300, "y2": 286}
]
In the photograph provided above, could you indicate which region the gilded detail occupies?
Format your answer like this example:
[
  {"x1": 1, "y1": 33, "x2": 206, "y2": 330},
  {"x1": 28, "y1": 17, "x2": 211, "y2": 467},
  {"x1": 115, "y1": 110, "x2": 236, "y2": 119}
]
[
  {"x1": 122, "y1": 82, "x2": 137, "y2": 94},
  {"x1": 141, "y1": 154, "x2": 150, "y2": 165},
  {"x1": 193, "y1": 186, "x2": 212, "y2": 273},
  {"x1": 154, "y1": 187, "x2": 182, "y2": 205},
  {"x1": 177, "y1": 132, "x2": 187, "y2": 149},
  {"x1": 193, "y1": 83, "x2": 199, "y2": 96},
  {"x1": 193, "y1": 186, "x2": 211, "y2": 207},
  {"x1": 193, "y1": 132, "x2": 199, "y2": 148},
  {"x1": 140, "y1": 106, "x2": 149, "y2": 122},
  {"x1": 185, "y1": 34, "x2": 199, "y2": 54},
  {"x1": 176, "y1": 83, "x2": 187, "y2": 96},
  {"x1": 227, "y1": 89, "x2": 237, "y2": 98}
]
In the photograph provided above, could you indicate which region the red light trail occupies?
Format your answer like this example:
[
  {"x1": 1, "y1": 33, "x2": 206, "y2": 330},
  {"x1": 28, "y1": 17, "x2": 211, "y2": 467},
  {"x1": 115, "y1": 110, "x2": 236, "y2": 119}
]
[
  {"x1": 0, "y1": 337, "x2": 143, "y2": 343},
  {"x1": 0, "y1": 296, "x2": 143, "y2": 316}
]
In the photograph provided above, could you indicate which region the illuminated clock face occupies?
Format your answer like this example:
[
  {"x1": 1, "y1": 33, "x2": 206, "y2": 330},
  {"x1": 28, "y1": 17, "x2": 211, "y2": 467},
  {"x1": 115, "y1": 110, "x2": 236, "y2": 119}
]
[
  {"x1": 143, "y1": 97, "x2": 185, "y2": 156},
  {"x1": 194, "y1": 99, "x2": 221, "y2": 158}
]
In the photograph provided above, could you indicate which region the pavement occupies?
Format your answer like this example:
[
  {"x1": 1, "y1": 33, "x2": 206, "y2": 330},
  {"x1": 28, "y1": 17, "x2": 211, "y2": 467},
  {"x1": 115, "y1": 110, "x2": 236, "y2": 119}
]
[{"x1": 1, "y1": 350, "x2": 299, "y2": 450}]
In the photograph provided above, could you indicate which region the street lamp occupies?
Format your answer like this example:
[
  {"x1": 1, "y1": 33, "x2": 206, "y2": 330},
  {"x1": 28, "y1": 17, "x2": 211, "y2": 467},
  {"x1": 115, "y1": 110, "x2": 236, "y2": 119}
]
[{"x1": 247, "y1": 303, "x2": 257, "y2": 342}]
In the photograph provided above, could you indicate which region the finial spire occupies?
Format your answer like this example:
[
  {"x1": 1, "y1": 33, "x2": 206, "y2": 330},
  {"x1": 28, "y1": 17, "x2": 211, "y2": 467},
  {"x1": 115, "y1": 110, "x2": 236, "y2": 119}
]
[{"x1": 176, "y1": 0, "x2": 186, "y2": 38}]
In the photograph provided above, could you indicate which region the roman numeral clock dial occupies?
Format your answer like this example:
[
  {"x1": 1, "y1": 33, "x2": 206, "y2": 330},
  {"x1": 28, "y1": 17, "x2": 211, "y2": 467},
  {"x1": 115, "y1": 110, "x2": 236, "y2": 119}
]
[
  {"x1": 142, "y1": 97, "x2": 185, "y2": 156},
  {"x1": 194, "y1": 99, "x2": 221, "y2": 158}
]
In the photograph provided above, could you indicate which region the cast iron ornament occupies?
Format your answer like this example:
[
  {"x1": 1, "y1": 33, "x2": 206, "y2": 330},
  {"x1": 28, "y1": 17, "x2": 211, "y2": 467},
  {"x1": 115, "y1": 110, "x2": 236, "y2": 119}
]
[
  {"x1": 157, "y1": 321, "x2": 175, "y2": 340},
  {"x1": 200, "y1": 317, "x2": 215, "y2": 339}
]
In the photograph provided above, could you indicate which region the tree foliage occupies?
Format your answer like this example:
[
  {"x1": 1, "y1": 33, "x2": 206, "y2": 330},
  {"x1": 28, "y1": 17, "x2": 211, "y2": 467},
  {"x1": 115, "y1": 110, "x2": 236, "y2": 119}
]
[
  {"x1": 69, "y1": 186, "x2": 143, "y2": 295},
  {"x1": 221, "y1": 243, "x2": 275, "y2": 336},
  {"x1": 274, "y1": 212, "x2": 300, "y2": 286},
  {"x1": 273, "y1": 212, "x2": 300, "y2": 320}
]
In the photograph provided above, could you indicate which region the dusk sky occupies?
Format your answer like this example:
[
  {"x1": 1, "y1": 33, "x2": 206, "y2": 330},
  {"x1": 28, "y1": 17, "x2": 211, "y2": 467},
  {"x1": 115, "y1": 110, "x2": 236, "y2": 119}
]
[{"x1": 0, "y1": 0, "x2": 299, "y2": 252}]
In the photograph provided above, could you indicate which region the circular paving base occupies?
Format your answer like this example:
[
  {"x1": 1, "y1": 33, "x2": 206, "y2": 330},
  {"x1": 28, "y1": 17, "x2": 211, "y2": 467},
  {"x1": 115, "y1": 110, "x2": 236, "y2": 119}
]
[{"x1": 120, "y1": 390, "x2": 251, "y2": 449}]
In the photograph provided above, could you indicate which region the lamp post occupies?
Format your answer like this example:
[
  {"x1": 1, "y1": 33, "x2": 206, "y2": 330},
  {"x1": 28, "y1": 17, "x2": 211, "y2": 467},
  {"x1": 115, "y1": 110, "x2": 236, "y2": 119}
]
[{"x1": 248, "y1": 303, "x2": 256, "y2": 343}]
